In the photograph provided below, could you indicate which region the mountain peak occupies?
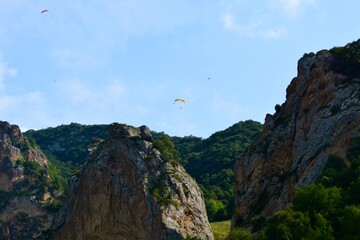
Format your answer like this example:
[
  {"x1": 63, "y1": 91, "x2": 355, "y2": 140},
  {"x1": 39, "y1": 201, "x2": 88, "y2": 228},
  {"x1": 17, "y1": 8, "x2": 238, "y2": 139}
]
[{"x1": 53, "y1": 123, "x2": 214, "y2": 240}]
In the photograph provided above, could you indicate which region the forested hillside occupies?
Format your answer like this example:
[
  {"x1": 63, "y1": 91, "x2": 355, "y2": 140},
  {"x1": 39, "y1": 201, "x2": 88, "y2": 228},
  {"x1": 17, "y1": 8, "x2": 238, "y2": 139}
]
[
  {"x1": 24, "y1": 120, "x2": 262, "y2": 222},
  {"x1": 24, "y1": 123, "x2": 109, "y2": 192},
  {"x1": 25, "y1": 123, "x2": 109, "y2": 166},
  {"x1": 155, "y1": 120, "x2": 263, "y2": 221}
]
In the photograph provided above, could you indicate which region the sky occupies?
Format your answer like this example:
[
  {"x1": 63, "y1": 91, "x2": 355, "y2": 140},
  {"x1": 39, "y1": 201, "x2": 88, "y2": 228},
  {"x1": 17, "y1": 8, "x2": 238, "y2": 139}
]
[{"x1": 0, "y1": 0, "x2": 360, "y2": 138}]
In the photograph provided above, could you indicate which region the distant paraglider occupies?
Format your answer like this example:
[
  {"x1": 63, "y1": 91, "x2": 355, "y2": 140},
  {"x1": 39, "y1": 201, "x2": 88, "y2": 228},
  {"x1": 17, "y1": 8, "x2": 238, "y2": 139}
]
[
  {"x1": 41, "y1": 9, "x2": 49, "y2": 14},
  {"x1": 174, "y1": 98, "x2": 185, "y2": 109},
  {"x1": 174, "y1": 98, "x2": 185, "y2": 103}
]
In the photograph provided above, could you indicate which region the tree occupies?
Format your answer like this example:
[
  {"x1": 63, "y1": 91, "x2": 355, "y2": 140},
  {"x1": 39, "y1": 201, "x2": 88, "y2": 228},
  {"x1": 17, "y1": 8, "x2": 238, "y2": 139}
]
[
  {"x1": 226, "y1": 228, "x2": 253, "y2": 240},
  {"x1": 292, "y1": 183, "x2": 341, "y2": 219},
  {"x1": 338, "y1": 205, "x2": 360, "y2": 240},
  {"x1": 344, "y1": 178, "x2": 360, "y2": 205},
  {"x1": 206, "y1": 199, "x2": 226, "y2": 222},
  {"x1": 311, "y1": 213, "x2": 334, "y2": 240},
  {"x1": 153, "y1": 134, "x2": 179, "y2": 162},
  {"x1": 265, "y1": 208, "x2": 313, "y2": 240}
]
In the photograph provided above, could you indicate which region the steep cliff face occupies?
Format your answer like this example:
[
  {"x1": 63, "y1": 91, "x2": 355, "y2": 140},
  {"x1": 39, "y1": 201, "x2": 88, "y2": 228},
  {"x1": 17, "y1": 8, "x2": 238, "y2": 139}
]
[
  {"x1": 0, "y1": 121, "x2": 56, "y2": 239},
  {"x1": 53, "y1": 123, "x2": 213, "y2": 240},
  {"x1": 233, "y1": 49, "x2": 360, "y2": 229}
]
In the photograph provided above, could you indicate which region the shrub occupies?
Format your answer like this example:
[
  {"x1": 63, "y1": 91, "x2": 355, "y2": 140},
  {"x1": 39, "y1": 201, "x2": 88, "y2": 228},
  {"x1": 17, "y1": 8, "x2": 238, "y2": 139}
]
[
  {"x1": 330, "y1": 39, "x2": 360, "y2": 77},
  {"x1": 17, "y1": 159, "x2": 44, "y2": 180},
  {"x1": 153, "y1": 134, "x2": 179, "y2": 162},
  {"x1": 265, "y1": 209, "x2": 313, "y2": 240},
  {"x1": 150, "y1": 185, "x2": 179, "y2": 206},
  {"x1": 206, "y1": 199, "x2": 226, "y2": 222},
  {"x1": 338, "y1": 205, "x2": 360, "y2": 240},
  {"x1": 292, "y1": 183, "x2": 341, "y2": 218},
  {"x1": 226, "y1": 228, "x2": 253, "y2": 240}
]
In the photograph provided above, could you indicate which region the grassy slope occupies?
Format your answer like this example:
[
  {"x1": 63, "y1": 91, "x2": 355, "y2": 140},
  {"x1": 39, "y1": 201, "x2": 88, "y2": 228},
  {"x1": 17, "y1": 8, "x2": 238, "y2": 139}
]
[{"x1": 210, "y1": 220, "x2": 231, "y2": 240}]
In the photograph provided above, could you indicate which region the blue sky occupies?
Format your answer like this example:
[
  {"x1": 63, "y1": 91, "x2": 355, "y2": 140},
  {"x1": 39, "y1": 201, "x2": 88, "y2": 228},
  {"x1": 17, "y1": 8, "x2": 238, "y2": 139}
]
[{"x1": 0, "y1": 0, "x2": 359, "y2": 138}]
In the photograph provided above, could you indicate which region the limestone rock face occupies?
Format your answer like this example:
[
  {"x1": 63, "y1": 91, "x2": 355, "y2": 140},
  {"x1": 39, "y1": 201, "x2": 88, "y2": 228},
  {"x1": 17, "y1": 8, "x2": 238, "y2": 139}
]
[
  {"x1": 233, "y1": 50, "x2": 360, "y2": 229},
  {"x1": 0, "y1": 121, "x2": 55, "y2": 239},
  {"x1": 54, "y1": 123, "x2": 213, "y2": 240}
]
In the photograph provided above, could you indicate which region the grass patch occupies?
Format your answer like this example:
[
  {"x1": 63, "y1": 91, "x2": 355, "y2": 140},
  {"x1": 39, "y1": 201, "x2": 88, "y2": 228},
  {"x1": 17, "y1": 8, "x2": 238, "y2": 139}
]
[
  {"x1": 150, "y1": 185, "x2": 180, "y2": 206},
  {"x1": 210, "y1": 220, "x2": 231, "y2": 240}
]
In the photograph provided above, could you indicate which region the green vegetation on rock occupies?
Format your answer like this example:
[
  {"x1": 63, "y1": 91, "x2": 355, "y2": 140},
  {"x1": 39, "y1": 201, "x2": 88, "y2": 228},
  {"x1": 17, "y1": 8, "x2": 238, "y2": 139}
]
[
  {"x1": 171, "y1": 120, "x2": 263, "y2": 222},
  {"x1": 24, "y1": 123, "x2": 109, "y2": 195},
  {"x1": 330, "y1": 39, "x2": 360, "y2": 77},
  {"x1": 24, "y1": 123, "x2": 108, "y2": 166},
  {"x1": 258, "y1": 137, "x2": 360, "y2": 240},
  {"x1": 16, "y1": 159, "x2": 44, "y2": 180},
  {"x1": 153, "y1": 134, "x2": 179, "y2": 163}
]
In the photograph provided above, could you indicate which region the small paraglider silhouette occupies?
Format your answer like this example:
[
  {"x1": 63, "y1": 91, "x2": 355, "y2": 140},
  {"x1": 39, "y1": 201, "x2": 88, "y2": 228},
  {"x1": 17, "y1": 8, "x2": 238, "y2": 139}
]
[
  {"x1": 41, "y1": 9, "x2": 49, "y2": 14},
  {"x1": 174, "y1": 98, "x2": 185, "y2": 109}
]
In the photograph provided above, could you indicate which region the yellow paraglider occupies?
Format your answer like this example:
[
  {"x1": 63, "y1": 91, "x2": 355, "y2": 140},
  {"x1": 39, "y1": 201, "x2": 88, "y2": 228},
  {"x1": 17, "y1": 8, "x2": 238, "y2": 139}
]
[
  {"x1": 174, "y1": 98, "x2": 185, "y2": 103},
  {"x1": 174, "y1": 98, "x2": 185, "y2": 109}
]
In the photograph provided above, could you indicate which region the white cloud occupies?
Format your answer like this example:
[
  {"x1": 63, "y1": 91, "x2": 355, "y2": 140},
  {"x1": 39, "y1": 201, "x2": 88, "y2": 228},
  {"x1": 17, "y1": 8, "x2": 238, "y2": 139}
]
[
  {"x1": 105, "y1": 82, "x2": 127, "y2": 101},
  {"x1": 259, "y1": 27, "x2": 287, "y2": 39},
  {"x1": 222, "y1": 13, "x2": 236, "y2": 30},
  {"x1": 26, "y1": 91, "x2": 45, "y2": 104},
  {"x1": 278, "y1": 0, "x2": 317, "y2": 17},
  {"x1": 59, "y1": 79, "x2": 95, "y2": 103},
  {"x1": 0, "y1": 95, "x2": 19, "y2": 113},
  {"x1": 0, "y1": 91, "x2": 52, "y2": 130},
  {"x1": 221, "y1": 13, "x2": 286, "y2": 39},
  {"x1": 210, "y1": 94, "x2": 246, "y2": 119},
  {"x1": 0, "y1": 58, "x2": 17, "y2": 91},
  {"x1": 53, "y1": 48, "x2": 100, "y2": 71},
  {"x1": 0, "y1": 93, "x2": 41, "y2": 112}
]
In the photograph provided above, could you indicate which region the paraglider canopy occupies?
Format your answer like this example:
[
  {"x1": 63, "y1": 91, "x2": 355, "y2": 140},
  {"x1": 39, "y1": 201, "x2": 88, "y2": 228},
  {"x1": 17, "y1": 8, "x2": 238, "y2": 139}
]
[
  {"x1": 174, "y1": 98, "x2": 185, "y2": 109},
  {"x1": 41, "y1": 9, "x2": 49, "y2": 14},
  {"x1": 174, "y1": 98, "x2": 185, "y2": 103}
]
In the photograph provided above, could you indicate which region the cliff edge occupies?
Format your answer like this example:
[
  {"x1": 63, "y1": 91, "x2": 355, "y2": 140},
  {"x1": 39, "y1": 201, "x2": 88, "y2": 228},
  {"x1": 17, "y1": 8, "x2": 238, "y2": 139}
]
[
  {"x1": 233, "y1": 42, "x2": 360, "y2": 230},
  {"x1": 0, "y1": 121, "x2": 57, "y2": 239}
]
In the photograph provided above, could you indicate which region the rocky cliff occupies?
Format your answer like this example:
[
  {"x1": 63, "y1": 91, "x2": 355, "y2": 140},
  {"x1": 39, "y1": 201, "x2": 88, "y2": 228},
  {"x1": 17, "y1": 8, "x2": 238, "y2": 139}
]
[
  {"x1": 0, "y1": 121, "x2": 58, "y2": 239},
  {"x1": 233, "y1": 44, "x2": 360, "y2": 229},
  {"x1": 53, "y1": 123, "x2": 213, "y2": 240}
]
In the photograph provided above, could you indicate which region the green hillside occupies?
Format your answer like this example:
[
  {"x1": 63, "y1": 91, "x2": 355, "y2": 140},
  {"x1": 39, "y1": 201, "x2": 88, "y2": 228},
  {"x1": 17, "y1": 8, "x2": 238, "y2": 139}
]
[
  {"x1": 24, "y1": 123, "x2": 109, "y2": 166},
  {"x1": 156, "y1": 120, "x2": 263, "y2": 221},
  {"x1": 25, "y1": 120, "x2": 262, "y2": 223}
]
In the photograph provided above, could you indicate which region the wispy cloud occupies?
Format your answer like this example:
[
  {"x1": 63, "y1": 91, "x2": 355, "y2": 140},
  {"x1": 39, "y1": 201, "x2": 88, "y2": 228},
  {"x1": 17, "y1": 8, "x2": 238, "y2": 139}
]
[
  {"x1": 59, "y1": 79, "x2": 95, "y2": 103},
  {"x1": 0, "y1": 91, "x2": 51, "y2": 130},
  {"x1": 211, "y1": 94, "x2": 246, "y2": 119},
  {"x1": 105, "y1": 81, "x2": 127, "y2": 101},
  {"x1": 0, "y1": 58, "x2": 17, "y2": 91},
  {"x1": 0, "y1": 95, "x2": 19, "y2": 113},
  {"x1": 278, "y1": 0, "x2": 317, "y2": 17},
  {"x1": 222, "y1": 13, "x2": 237, "y2": 30},
  {"x1": 57, "y1": 78, "x2": 130, "y2": 116},
  {"x1": 221, "y1": 0, "x2": 318, "y2": 38},
  {"x1": 221, "y1": 13, "x2": 286, "y2": 39}
]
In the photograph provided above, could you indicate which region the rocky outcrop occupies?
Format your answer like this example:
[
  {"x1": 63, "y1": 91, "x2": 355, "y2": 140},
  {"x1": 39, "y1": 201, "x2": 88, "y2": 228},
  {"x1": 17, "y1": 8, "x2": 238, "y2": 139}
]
[
  {"x1": 53, "y1": 123, "x2": 213, "y2": 240},
  {"x1": 0, "y1": 121, "x2": 56, "y2": 239},
  {"x1": 233, "y1": 48, "x2": 360, "y2": 229}
]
